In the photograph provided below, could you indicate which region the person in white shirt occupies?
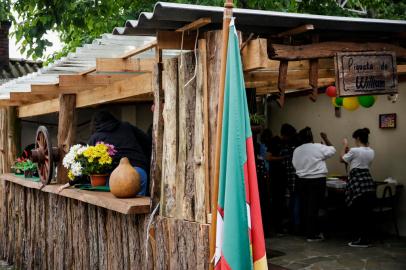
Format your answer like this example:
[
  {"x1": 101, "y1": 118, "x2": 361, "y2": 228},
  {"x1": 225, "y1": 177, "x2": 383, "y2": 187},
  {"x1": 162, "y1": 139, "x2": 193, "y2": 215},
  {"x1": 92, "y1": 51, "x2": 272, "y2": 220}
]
[
  {"x1": 341, "y1": 128, "x2": 376, "y2": 248},
  {"x1": 292, "y1": 127, "x2": 336, "y2": 242}
]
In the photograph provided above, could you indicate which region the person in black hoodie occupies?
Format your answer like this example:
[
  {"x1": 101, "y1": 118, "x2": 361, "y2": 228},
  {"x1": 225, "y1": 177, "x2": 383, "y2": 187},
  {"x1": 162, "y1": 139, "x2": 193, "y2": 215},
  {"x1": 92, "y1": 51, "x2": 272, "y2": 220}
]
[{"x1": 88, "y1": 111, "x2": 151, "y2": 196}]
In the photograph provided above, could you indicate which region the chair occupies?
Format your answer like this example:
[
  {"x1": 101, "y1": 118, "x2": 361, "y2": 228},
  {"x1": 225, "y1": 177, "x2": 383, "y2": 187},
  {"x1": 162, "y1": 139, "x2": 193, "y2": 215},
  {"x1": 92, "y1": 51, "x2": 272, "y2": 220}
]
[{"x1": 373, "y1": 183, "x2": 399, "y2": 237}]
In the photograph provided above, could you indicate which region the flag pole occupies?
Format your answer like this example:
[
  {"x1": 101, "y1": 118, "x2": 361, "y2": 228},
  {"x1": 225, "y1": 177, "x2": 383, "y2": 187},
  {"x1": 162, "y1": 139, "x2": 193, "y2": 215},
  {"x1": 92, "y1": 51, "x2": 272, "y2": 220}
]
[{"x1": 209, "y1": 0, "x2": 234, "y2": 268}]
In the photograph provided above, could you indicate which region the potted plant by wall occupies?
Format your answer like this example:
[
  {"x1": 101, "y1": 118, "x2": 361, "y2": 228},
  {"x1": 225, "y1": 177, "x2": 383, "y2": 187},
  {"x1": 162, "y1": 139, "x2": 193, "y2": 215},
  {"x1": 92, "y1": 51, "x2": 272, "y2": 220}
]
[
  {"x1": 249, "y1": 113, "x2": 265, "y2": 132},
  {"x1": 63, "y1": 142, "x2": 117, "y2": 187},
  {"x1": 12, "y1": 157, "x2": 26, "y2": 175},
  {"x1": 12, "y1": 158, "x2": 38, "y2": 178}
]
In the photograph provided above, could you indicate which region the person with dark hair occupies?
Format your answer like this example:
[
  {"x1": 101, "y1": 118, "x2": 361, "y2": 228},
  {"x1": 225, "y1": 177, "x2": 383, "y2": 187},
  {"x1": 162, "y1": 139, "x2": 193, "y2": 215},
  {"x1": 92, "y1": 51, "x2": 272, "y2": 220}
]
[
  {"x1": 342, "y1": 128, "x2": 376, "y2": 248},
  {"x1": 256, "y1": 129, "x2": 271, "y2": 236},
  {"x1": 267, "y1": 135, "x2": 286, "y2": 235},
  {"x1": 292, "y1": 127, "x2": 336, "y2": 242},
  {"x1": 88, "y1": 110, "x2": 151, "y2": 196},
  {"x1": 280, "y1": 124, "x2": 300, "y2": 233}
]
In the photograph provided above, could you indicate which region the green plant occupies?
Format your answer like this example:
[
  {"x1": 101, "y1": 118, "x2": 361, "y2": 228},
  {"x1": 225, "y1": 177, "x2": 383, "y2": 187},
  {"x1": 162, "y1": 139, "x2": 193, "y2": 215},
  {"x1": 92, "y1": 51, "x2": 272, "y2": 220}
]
[
  {"x1": 12, "y1": 158, "x2": 37, "y2": 173},
  {"x1": 250, "y1": 113, "x2": 266, "y2": 125}
]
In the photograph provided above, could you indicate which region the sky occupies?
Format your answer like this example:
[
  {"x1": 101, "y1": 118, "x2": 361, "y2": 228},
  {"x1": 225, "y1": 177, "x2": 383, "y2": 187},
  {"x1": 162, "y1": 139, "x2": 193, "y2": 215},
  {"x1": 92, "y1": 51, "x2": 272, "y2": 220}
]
[{"x1": 8, "y1": 12, "x2": 63, "y2": 60}]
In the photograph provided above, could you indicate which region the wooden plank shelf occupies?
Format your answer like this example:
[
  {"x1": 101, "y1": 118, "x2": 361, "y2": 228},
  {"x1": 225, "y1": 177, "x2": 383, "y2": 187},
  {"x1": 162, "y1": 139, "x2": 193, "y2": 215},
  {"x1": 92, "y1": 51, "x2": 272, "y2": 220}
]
[{"x1": 0, "y1": 173, "x2": 151, "y2": 215}]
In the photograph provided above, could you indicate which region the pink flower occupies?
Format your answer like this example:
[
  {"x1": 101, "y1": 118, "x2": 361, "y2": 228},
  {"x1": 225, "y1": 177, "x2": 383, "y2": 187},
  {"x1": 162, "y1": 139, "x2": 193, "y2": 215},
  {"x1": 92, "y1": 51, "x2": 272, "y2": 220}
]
[{"x1": 96, "y1": 141, "x2": 117, "y2": 156}]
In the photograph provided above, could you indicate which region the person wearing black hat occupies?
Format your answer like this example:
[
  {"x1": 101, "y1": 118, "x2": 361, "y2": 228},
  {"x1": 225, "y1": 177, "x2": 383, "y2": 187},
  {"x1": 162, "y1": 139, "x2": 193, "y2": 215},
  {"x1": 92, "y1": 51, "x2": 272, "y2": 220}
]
[{"x1": 88, "y1": 110, "x2": 151, "y2": 196}]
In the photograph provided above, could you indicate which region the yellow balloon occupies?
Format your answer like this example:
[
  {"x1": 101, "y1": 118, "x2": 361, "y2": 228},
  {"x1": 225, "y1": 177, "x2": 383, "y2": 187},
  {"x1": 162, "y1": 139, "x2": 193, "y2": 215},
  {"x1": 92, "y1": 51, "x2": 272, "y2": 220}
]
[
  {"x1": 343, "y1": 97, "x2": 359, "y2": 111},
  {"x1": 331, "y1": 97, "x2": 338, "y2": 107}
]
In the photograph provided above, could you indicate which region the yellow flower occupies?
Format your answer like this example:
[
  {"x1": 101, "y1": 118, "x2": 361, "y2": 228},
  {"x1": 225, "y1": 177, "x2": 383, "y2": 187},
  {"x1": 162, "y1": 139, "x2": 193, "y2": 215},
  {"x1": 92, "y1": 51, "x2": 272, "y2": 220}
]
[{"x1": 68, "y1": 170, "x2": 75, "y2": 180}]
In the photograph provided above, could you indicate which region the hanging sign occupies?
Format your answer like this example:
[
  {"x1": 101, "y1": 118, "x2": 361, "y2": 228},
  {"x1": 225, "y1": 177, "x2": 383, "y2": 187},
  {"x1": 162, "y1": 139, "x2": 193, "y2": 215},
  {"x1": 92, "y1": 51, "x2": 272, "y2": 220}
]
[{"x1": 335, "y1": 51, "x2": 398, "y2": 97}]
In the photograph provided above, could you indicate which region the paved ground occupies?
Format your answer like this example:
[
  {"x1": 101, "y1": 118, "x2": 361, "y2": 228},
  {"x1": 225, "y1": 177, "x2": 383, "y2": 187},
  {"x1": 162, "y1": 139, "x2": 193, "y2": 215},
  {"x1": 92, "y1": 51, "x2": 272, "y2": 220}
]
[
  {"x1": 267, "y1": 235, "x2": 406, "y2": 270},
  {"x1": 0, "y1": 261, "x2": 12, "y2": 270}
]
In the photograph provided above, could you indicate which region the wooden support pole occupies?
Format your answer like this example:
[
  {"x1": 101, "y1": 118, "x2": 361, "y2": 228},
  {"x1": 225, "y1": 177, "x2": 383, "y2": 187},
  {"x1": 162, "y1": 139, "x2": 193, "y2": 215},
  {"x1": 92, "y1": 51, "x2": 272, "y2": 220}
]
[
  {"x1": 309, "y1": 34, "x2": 320, "y2": 102},
  {"x1": 0, "y1": 108, "x2": 8, "y2": 173},
  {"x1": 277, "y1": 60, "x2": 289, "y2": 107},
  {"x1": 210, "y1": 1, "x2": 233, "y2": 268},
  {"x1": 6, "y1": 107, "x2": 20, "y2": 172},
  {"x1": 150, "y1": 50, "x2": 164, "y2": 208},
  {"x1": 56, "y1": 94, "x2": 76, "y2": 184},
  {"x1": 160, "y1": 58, "x2": 178, "y2": 217}
]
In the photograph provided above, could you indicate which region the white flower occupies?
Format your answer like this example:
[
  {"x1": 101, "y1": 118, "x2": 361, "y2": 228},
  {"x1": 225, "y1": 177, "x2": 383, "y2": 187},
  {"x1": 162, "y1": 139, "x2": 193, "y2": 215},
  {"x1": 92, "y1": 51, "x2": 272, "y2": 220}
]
[
  {"x1": 77, "y1": 146, "x2": 87, "y2": 155},
  {"x1": 70, "y1": 162, "x2": 83, "y2": 177},
  {"x1": 63, "y1": 152, "x2": 75, "y2": 169}
]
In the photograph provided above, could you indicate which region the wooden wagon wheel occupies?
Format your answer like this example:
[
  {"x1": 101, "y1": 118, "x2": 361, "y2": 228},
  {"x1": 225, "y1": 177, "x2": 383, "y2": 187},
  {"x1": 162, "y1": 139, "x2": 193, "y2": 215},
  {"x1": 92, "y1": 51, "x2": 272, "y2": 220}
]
[{"x1": 31, "y1": 126, "x2": 54, "y2": 185}]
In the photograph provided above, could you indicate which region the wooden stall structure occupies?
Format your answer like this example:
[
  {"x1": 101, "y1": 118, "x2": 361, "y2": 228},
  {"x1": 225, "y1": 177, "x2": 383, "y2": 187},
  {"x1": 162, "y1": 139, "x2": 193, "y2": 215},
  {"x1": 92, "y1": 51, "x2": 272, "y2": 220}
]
[{"x1": 0, "y1": 2, "x2": 405, "y2": 269}]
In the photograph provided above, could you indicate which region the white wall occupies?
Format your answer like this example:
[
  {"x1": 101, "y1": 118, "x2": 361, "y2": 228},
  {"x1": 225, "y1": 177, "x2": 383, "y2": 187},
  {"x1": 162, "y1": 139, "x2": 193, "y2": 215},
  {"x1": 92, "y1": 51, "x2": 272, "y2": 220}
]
[{"x1": 269, "y1": 82, "x2": 406, "y2": 235}]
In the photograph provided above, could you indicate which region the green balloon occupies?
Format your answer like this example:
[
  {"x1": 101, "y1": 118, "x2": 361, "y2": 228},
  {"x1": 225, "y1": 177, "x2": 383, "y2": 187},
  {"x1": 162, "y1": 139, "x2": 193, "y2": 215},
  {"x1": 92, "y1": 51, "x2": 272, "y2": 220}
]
[
  {"x1": 358, "y1": 95, "x2": 375, "y2": 108},
  {"x1": 335, "y1": 97, "x2": 343, "y2": 106}
]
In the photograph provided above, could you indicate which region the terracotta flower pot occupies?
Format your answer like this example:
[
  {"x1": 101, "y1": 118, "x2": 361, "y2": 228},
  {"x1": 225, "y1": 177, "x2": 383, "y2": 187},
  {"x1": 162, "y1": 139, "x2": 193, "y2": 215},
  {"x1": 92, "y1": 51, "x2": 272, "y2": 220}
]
[
  {"x1": 109, "y1": 157, "x2": 141, "y2": 198},
  {"x1": 90, "y1": 174, "x2": 108, "y2": 187}
]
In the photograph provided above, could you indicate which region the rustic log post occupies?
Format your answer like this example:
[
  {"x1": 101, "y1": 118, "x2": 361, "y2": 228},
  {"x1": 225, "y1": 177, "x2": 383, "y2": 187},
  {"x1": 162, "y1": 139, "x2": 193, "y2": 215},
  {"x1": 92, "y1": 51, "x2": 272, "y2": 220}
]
[
  {"x1": 176, "y1": 52, "x2": 196, "y2": 221},
  {"x1": 6, "y1": 107, "x2": 20, "y2": 172},
  {"x1": 309, "y1": 34, "x2": 320, "y2": 101},
  {"x1": 193, "y1": 39, "x2": 209, "y2": 224},
  {"x1": 277, "y1": 60, "x2": 289, "y2": 107},
  {"x1": 206, "y1": 30, "x2": 222, "y2": 221},
  {"x1": 160, "y1": 58, "x2": 178, "y2": 217},
  {"x1": 0, "y1": 108, "x2": 8, "y2": 173},
  {"x1": 56, "y1": 94, "x2": 76, "y2": 184},
  {"x1": 150, "y1": 50, "x2": 164, "y2": 208}
]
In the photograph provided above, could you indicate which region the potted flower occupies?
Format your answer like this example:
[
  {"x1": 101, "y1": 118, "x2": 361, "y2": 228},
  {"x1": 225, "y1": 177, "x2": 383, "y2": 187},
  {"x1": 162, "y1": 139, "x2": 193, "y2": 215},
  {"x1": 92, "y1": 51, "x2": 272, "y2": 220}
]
[
  {"x1": 63, "y1": 142, "x2": 117, "y2": 187},
  {"x1": 12, "y1": 158, "x2": 38, "y2": 178}
]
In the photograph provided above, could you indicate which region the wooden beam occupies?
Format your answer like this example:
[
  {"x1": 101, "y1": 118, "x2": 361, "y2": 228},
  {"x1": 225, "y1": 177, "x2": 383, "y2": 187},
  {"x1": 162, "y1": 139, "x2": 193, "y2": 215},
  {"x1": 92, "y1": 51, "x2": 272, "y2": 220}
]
[
  {"x1": 268, "y1": 41, "x2": 406, "y2": 60},
  {"x1": 75, "y1": 73, "x2": 151, "y2": 107},
  {"x1": 18, "y1": 99, "x2": 59, "y2": 117},
  {"x1": 256, "y1": 77, "x2": 335, "y2": 95},
  {"x1": 78, "y1": 67, "x2": 96, "y2": 75},
  {"x1": 0, "y1": 100, "x2": 24, "y2": 107},
  {"x1": 245, "y1": 68, "x2": 335, "y2": 87},
  {"x1": 157, "y1": 31, "x2": 196, "y2": 50},
  {"x1": 30, "y1": 84, "x2": 60, "y2": 94},
  {"x1": 56, "y1": 94, "x2": 76, "y2": 184},
  {"x1": 1, "y1": 173, "x2": 151, "y2": 215},
  {"x1": 119, "y1": 40, "x2": 157, "y2": 59},
  {"x1": 245, "y1": 63, "x2": 405, "y2": 87},
  {"x1": 176, "y1": 17, "x2": 211, "y2": 32},
  {"x1": 59, "y1": 73, "x2": 142, "y2": 89},
  {"x1": 9, "y1": 92, "x2": 59, "y2": 103},
  {"x1": 18, "y1": 73, "x2": 152, "y2": 118},
  {"x1": 276, "y1": 24, "x2": 314, "y2": 37},
  {"x1": 96, "y1": 58, "x2": 154, "y2": 73}
]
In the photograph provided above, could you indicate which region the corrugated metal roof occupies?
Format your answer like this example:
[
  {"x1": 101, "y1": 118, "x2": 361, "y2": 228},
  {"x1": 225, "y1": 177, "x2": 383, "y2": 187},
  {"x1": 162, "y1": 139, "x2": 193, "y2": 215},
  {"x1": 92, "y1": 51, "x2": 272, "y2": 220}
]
[
  {"x1": 113, "y1": 2, "x2": 406, "y2": 36},
  {"x1": 0, "y1": 34, "x2": 179, "y2": 99},
  {"x1": 0, "y1": 59, "x2": 42, "y2": 85}
]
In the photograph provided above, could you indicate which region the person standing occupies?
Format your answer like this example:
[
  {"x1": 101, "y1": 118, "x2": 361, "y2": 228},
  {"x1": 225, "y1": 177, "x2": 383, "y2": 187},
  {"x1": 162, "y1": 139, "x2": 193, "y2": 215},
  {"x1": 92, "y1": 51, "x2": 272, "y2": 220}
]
[
  {"x1": 293, "y1": 127, "x2": 336, "y2": 242},
  {"x1": 341, "y1": 128, "x2": 376, "y2": 248},
  {"x1": 280, "y1": 124, "x2": 300, "y2": 233}
]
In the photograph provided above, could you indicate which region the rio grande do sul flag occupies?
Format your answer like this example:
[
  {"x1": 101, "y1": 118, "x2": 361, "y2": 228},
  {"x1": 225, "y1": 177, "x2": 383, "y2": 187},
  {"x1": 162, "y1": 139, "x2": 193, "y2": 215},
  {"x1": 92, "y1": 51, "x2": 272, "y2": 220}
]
[{"x1": 214, "y1": 19, "x2": 268, "y2": 270}]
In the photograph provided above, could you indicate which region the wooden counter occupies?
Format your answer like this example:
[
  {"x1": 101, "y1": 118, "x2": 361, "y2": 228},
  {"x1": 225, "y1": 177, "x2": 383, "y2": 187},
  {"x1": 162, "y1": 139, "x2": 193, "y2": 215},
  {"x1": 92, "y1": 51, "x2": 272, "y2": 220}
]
[{"x1": 0, "y1": 173, "x2": 150, "y2": 215}]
